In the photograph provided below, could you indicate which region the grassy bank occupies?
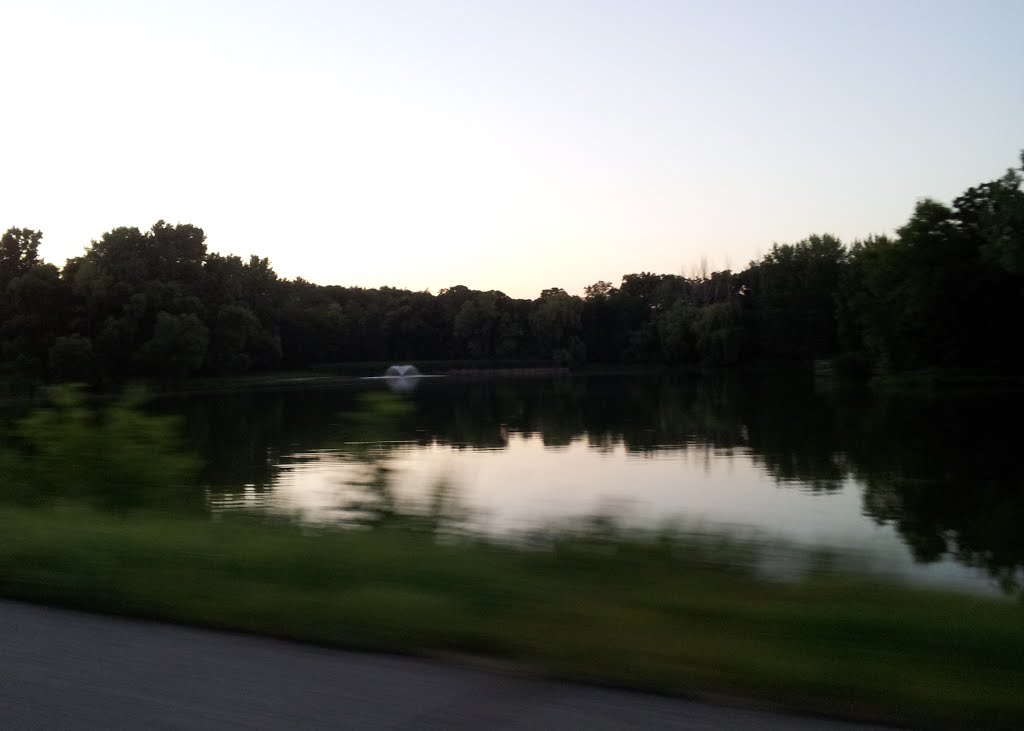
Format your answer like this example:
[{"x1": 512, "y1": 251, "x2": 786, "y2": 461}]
[{"x1": 1, "y1": 507, "x2": 1021, "y2": 728}]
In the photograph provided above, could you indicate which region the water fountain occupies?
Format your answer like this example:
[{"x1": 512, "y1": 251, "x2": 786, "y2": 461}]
[{"x1": 383, "y1": 364, "x2": 422, "y2": 393}]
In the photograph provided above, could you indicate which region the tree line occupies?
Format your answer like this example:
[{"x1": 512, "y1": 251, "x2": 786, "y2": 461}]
[{"x1": 1, "y1": 154, "x2": 1021, "y2": 383}]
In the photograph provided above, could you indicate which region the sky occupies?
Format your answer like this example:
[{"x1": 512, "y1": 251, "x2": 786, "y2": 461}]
[{"x1": 1, "y1": 0, "x2": 1022, "y2": 299}]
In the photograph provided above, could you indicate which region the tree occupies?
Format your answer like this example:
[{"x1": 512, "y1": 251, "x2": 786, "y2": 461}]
[
  {"x1": 658, "y1": 301, "x2": 698, "y2": 363},
  {"x1": 83, "y1": 226, "x2": 154, "y2": 284},
  {"x1": 584, "y1": 280, "x2": 615, "y2": 300},
  {"x1": 209, "y1": 304, "x2": 262, "y2": 374},
  {"x1": 0, "y1": 228, "x2": 42, "y2": 286},
  {"x1": 2, "y1": 262, "x2": 70, "y2": 375},
  {"x1": 747, "y1": 234, "x2": 845, "y2": 359},
  {"x1": 454, "y1": 292, "x2": 500, "y2": 358},
  {"x1": 693, "y1": 301, "x2": 744, "y2": 365},
  {"x1": 530, "y1": 289, "x2": 585, "y2": 365},
  {"x1": 955, "y1": 157, "x2": 1024, "y2": 275},
  {"x1": 48, "y1": 335, "x2": 95, "y2": 382},
  {"x1": 137, "y1": 312, "x2": 209, "y2": 379}
]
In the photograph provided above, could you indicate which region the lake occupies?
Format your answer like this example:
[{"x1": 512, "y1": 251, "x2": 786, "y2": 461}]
[{"x1": 160, "y1": 369, "x2": 1023, "y2": 598}]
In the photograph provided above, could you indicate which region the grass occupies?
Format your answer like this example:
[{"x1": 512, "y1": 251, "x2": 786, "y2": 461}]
[{"x1": 0, "y1": 506, "x2": 1022, "y2": 728}]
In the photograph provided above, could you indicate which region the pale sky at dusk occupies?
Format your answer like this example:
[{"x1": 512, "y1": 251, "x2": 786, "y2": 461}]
[{"x1": 1, "y1": 0, "x2": 1021, "y2": 299}]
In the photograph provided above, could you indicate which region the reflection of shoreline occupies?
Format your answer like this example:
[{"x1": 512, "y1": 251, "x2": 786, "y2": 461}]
[
  {"x1": 201, "y1": 436, "x2": 1011, "y2": 598},
  {"x1": 182, "y1": 373, "x2": 1024, "y2": 598}
]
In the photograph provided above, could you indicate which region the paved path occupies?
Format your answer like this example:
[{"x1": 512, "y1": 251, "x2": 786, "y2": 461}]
[{"x1": 0, "y1": 599, "x2": 889, "y2": 729}]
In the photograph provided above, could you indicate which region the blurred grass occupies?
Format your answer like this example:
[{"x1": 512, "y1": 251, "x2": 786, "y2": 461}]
[{"x1": 0, "y1": 506, "x2": 1022, "y2": 729}]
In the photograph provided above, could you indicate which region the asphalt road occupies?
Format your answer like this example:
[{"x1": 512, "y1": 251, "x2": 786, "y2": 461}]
[{"x1": 0, "y1": 599, "x2": 889, "y2": 729}]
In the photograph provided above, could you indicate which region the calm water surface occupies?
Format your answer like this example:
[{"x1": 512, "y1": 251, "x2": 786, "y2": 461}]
[{"x1": 163, "y1": 370, "x2": 1024, "y2": 597}]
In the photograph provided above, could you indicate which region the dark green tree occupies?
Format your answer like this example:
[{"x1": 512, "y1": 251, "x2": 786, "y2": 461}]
[
  {"x1": 48, "y1": 334, "x2": 95, "y2": 382},
  {"x1": 138, "y1": 312, "x2": 210, "y2": 379},
  {"x1": 530, "y1": 288, "x2": 585, "y2": 365},
  {"x1": 0, "y1": 227, "x2": 42, "y2": 286},
  {"x1": 746, "y1": 234, "x2": 845, "y2": 359}
]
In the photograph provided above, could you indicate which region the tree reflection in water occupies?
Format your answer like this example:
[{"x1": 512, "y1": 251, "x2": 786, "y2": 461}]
[{"x1": 156, "y1": 371, "x2": 1024, "y2": 596}]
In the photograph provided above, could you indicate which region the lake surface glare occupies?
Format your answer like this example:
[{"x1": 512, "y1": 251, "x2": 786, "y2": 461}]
[{"x1": 176, "y1": 371, "x2": 1024, "y2": 598}]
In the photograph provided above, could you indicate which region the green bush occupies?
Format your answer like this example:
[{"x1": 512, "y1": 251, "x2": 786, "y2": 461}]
[{"x1": 2, "y1": 385, "x2": 199, "y2": 511}]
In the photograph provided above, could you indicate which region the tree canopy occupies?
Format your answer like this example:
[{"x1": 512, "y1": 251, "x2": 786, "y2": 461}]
[{"x1": 2, "y1": 154, "x2": 1021, "y2": 383}]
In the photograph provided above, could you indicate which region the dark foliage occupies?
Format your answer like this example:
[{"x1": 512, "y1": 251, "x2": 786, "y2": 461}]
[{"x1": 1, "y1": 155, "x2": 1021, "y2": 381}]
